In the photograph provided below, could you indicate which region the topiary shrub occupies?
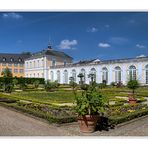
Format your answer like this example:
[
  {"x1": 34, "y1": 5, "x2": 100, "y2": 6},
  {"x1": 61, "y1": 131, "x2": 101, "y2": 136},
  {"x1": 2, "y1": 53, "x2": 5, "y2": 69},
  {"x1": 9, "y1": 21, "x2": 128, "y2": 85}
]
[{"x1": 33, "y1": 80, "x2": 40, "y2": 89}]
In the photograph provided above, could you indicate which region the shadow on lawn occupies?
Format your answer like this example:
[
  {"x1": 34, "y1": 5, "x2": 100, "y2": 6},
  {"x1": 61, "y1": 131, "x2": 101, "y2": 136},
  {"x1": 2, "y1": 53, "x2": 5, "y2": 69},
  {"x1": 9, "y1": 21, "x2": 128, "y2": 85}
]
[{"x1": 96, "y1": 116, "x2": 115, "y2": 131}]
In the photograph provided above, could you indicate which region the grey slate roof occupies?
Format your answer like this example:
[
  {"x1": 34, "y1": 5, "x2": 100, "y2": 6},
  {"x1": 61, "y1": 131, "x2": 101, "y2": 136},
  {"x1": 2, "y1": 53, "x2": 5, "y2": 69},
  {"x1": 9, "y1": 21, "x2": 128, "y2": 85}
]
[
  {"x1": 27, "y1": 48, "x2": 73, "y2": 60},
  {"x1": 0, "y1": 53, "x2": 31, "y2": 63}
]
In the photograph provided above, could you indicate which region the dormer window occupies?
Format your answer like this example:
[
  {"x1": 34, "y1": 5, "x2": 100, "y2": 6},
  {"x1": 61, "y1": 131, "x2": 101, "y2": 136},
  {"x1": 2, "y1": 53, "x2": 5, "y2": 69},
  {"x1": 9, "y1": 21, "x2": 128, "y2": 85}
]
[
  {"x1": 18, "y1": 58, "x2": 22, "y2": 62},
  {"x1": 3, "y1": 57, "x2": 6, "y2": 61},
  {"x1": 10, "y1": 58, "x2": 13, "y2": 62}
]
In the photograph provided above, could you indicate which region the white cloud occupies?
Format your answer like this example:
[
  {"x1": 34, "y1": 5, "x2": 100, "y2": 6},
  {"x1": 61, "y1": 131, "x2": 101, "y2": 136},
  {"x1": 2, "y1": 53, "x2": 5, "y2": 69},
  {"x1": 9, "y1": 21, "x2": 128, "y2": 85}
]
[
  {"x1": 136, "y1": 54, "x2": 146, "y2": 58},
  {"x1": 58, "y1": 39, "x2": 78, "y2": 50},
  {"x1": 98, "y1": 42, "x2": 111, "y2": 48},
  {"x1": 2, "y1": 13, "x2": 23, "y2": 19},
  {"x1": 136, "y1": 44, "x2": 146, "y2": 49},
  {"x1": 87, "y1": 27, "x2": 98, "y2": 33}
]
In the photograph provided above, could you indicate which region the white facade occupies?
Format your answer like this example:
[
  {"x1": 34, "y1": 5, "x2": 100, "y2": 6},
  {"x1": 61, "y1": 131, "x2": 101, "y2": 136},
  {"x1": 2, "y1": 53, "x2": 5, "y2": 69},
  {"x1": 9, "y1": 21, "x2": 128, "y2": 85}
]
[
  {"x1": 25, "y1": 57, "x2": 48, "y2": 80},
  {"x1": 49, "y1": 60, "x2": 148, "y2": 85},
  {"x1": 24, "y1": 50, "x2": 148, "y2": 86}
]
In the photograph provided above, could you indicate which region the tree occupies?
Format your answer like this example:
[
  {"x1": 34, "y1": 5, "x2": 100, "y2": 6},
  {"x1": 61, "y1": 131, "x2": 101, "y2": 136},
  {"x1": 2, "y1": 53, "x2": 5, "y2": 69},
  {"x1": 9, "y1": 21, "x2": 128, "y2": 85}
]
[
  {"x1": 127, "y1": 79, "x2": 140, "y2": 97},
  {"x1": 1, "y1": 67, "x2": 12, "y2": 77},
  {"x1": 77, "y1": 73, "x2": 84, "y2": 85},
  {"x1": 88, "y1": 73, "x2": 95, "y2": 83}
]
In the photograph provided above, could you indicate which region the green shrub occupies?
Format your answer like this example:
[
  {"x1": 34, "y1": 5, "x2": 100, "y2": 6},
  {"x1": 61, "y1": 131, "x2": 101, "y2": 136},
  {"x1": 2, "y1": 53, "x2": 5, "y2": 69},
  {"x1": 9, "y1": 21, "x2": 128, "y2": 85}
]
[
  {"x1": 97, "y1": 83, "x2": 107, "y2": 89},
  {"x1": 33, "y1": 80, "x2": 40, "y2": 89},
  {"x1": 127, "y1": 79, "x2": 140, "y2": 96},
  {"x1": 12, "y1": 79, "x2": 19, "y2": 87},
  {"x1": 44, "y1": 80, "x2": 59, "y2": 91}
]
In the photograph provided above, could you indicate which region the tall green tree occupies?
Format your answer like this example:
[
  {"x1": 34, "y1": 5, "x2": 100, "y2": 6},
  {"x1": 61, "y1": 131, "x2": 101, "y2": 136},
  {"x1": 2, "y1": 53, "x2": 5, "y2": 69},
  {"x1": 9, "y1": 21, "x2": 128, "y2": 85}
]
[{"x1": 1, "y1": 67, "x2": 13, "y2": 77}]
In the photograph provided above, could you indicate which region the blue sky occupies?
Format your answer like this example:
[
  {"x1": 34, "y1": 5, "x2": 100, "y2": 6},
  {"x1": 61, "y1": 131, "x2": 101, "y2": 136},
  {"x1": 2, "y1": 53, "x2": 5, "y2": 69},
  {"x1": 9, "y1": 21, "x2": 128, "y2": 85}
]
[{"x1": 0, "y1": 12, "x2": 148, "y2": 61}]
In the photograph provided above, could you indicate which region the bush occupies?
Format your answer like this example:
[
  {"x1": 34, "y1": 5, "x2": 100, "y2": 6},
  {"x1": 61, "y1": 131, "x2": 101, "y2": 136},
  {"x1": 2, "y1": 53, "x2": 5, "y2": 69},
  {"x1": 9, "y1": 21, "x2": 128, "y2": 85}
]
[
  {"x1": 12, "y1": 79, "x2": 19, "y2": 86},
  {"x1": 0, "y1": 77, "x2": 45, "y2": 85},
  {"x1": 44, "y1": 80, "x2": 59, "y2": 91},
  {"x1": 3, "y1": 84, "x2": 14, "y2": 93},
  {"x1": 127, "y1": 79, "x2": 140, "y2": 96},
  {"x1": 33, "y1": 80, "x2": 40, "y2": 89},
  {"x1": 97, "y1": 83, "x2": 107, "y2": 89}
]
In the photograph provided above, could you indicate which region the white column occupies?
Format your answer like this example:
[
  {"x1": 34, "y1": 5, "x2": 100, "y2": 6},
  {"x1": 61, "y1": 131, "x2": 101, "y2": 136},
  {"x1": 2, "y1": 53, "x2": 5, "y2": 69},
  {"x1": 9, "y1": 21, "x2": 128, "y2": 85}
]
[
  {"x1": 108, "y1": 65, "x2": 113, "y2": 85},
  {"x1": 43, "y1": 56, "x2": 48, "y2": 81}
]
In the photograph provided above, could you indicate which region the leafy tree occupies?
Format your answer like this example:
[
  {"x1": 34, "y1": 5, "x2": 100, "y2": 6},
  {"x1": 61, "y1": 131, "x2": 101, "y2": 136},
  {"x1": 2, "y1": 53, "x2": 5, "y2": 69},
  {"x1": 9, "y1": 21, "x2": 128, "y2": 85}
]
[
  {"x1": 77, "y1": 73, "x2": 84, "y2": 85},
  {"x1": 88, "y1": 73, "x2": 96, "y2": 83},
  {"x1": 127, "y1": 79, "x2": 140, "y2": 97},
  {"x1": 1, "y1": 67, "x2": 12, "y2": 77}
]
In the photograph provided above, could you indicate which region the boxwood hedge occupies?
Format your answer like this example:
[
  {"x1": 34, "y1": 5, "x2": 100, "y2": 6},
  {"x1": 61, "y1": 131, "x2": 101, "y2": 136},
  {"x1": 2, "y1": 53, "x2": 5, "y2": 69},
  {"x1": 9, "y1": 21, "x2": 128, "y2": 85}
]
[{"x1": 0, "y1": 77, "x2": 45, "y2": 85}]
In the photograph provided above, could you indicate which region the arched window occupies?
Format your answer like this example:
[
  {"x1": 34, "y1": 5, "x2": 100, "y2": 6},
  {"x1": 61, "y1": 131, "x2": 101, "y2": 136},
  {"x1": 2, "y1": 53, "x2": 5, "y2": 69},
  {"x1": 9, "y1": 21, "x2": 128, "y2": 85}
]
[
  {"x1": 90, "y1": 68, "x2": 96, "y2": 82},
  {"x1": 72, "y1": 69, "x2": 76, "y2": 82},
  {"x1": 129, "y1": 65, "x2": 136, "y2": 80},
  {"x1": 145, "y1": 65, "x2": 148, "y2": 84},
  {"x1": 57, "y1": 70, "x2": 61, "y2": 83},
  {"x1": 102, "y1": 67, "x2": 108, "y2": 83},
  {"x1": 50, "y1": 71, "x2": 54, "y2": 82},
  {"x1": 63, "y1": 70, "x2": 68, "y2": 84},
  {"x1": 115, "y1": 66, "x2": 121, "y2": 83},
  {"x1": 81, "y1": 69, "x2": 86, "y2": 83}
]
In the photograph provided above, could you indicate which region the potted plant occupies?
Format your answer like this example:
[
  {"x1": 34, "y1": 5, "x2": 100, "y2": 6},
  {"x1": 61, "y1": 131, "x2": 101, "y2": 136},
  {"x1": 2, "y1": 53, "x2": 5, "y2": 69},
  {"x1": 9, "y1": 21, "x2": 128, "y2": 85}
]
[
  {"x1": 127, "y1": 79, "x2": 140, "y2": 104},
  {"x1": 72, "y1": 82, "x2": 108, "y2": 133}
]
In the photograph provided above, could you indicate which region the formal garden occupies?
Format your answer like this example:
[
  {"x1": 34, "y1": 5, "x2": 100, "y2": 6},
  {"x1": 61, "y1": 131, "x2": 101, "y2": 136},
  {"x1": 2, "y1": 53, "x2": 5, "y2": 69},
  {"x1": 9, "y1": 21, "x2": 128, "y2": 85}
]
[{"x1": 0, "y1": 68, "x2": 148, "y2": 132}]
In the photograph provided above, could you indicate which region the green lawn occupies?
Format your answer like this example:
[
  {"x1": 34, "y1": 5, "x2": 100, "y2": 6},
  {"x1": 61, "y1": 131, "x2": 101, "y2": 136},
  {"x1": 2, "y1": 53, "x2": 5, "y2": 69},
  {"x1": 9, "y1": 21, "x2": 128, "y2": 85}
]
[
  {"x1": 1, "y1": 86, "x2": 148, "y2": 105},
  {"x1": 10, "y1": 90, "x2": 78, "y2": 104}
]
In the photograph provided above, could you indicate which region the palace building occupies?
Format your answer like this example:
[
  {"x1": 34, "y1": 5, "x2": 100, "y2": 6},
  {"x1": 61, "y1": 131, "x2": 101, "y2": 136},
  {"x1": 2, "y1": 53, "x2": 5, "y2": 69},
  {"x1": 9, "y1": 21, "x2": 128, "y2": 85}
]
[
  {"x1": 0, "y1": 53, "x2": 30, "y2": 77},
  {"x1": 24, "y1": 44, "x2": 73, "y2": 79},
  {"x1": 24, "y1": 44, "x2": 148, "y2": 85}
]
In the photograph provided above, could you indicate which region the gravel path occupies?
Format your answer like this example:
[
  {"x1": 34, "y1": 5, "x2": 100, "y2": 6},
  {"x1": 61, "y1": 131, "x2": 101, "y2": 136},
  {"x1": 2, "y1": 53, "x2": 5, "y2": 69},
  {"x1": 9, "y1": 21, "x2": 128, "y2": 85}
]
[
  {"x1": 1, "y1": 106, "x2": 148, "y2": 136},
  {"x1": 0, "y1": 106, "x2": 73, "y2": 136}
]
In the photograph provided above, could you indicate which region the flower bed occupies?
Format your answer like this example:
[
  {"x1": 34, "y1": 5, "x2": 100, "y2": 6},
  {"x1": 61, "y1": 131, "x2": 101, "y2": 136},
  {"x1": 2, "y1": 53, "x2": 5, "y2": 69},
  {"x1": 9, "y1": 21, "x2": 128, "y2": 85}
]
[{"x1": 109, "y1": 104, "x2": 147, "y2": 116}]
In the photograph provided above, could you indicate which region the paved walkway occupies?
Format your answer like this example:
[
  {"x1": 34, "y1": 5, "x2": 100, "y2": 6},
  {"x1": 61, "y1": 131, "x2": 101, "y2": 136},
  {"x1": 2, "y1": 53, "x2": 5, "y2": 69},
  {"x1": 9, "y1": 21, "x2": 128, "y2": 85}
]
[{"x1": 1, "y1": 106, "x2": 148, "y2": 136}]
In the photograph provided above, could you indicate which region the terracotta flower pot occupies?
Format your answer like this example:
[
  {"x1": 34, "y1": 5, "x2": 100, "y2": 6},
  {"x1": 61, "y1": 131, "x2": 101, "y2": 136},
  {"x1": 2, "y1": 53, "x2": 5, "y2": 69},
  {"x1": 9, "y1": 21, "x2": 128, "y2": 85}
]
[
  {"x1": 128, "y1": 95, "x2": 137, "y2": 104},
  {"x1": 77, "y1": 115, "x2": 99, "y2": 133}
]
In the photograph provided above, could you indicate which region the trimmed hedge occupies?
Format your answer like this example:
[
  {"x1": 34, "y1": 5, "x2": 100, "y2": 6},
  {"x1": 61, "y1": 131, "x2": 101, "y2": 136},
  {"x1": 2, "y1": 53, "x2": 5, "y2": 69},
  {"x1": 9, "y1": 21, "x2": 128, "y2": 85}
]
[
  {"x1": 0, "y1": 77, "x2": 45, "y2": 85},
  {"x1": 0, "y1": 102, "x2": 76, "y2": 124},
  {"x1": 109, "y1": 108, "x2": 148, "y2": 125}
]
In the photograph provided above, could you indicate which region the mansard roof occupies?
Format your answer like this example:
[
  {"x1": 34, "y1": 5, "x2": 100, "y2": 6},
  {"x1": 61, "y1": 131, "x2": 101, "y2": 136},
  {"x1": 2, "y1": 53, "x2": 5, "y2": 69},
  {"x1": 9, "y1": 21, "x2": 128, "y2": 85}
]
[
  {"x1": 0, "y1": 53, "x2": 30, "y2": 63},
  {"x1": 27, "y1": 47, "x2": 73, "y2": 60}
]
